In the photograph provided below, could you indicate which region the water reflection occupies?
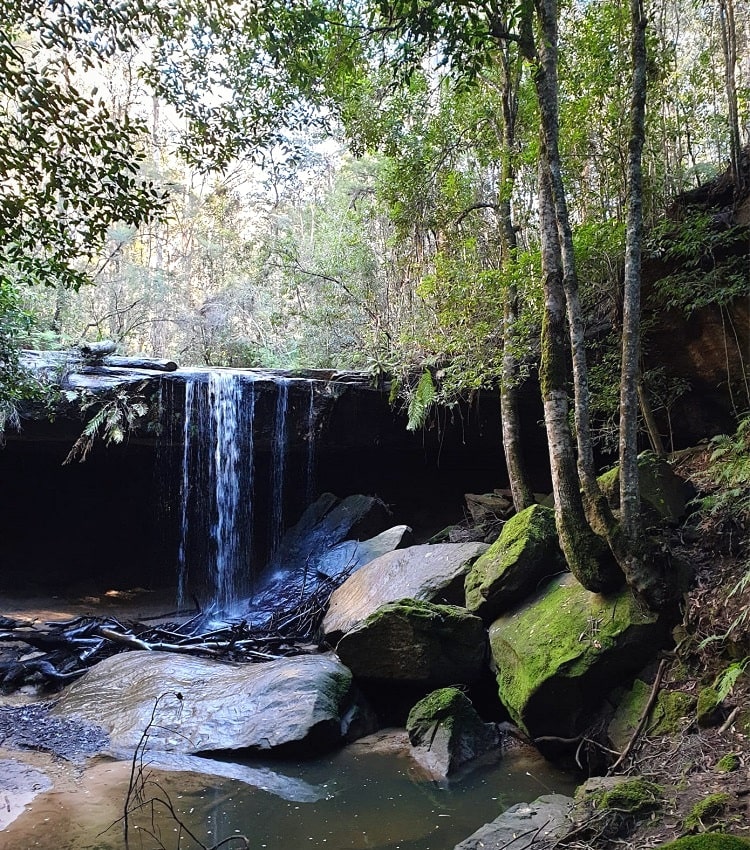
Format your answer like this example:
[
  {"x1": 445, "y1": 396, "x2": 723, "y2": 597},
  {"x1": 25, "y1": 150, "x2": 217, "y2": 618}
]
[{"x1": 5, "y1": 744, "x2": 575, "y2": 850}]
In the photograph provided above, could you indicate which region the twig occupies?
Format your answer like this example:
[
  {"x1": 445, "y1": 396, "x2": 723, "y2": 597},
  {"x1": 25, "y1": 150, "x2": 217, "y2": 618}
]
[
  {"x1": 719, "y1": 705, "x2": 741, "y2": 734},
  {"x1": 609, "y1": 658, "x2": 668, "y2": 773}
]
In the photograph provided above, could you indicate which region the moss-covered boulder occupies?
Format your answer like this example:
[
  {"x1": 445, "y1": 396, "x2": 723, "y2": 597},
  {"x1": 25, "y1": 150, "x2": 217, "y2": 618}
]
[
  {"x1": 608, "y1": 679, "x2": 696, "y2": 750},
  {"x1": 598, "y1": 453, "x2": 690, "y2": 525},
  {"x1": 464, "y1": 505, "x2": 566, "y2": 621},
  {"x1": 335, "y1": 599, "x2": 486, "y2": 686},
  {"x1": 405, "y1": 688, "x2": 501, "y2": 778},
  {"x1": 322, "y1": 542, "x2": 488, "y2": 641},
  {"x1": 489, "y1": 573, "x2": 667, "y2": 741},
  {"x1": 658, "y1": 836, "x2": 750, "y2": 849}
]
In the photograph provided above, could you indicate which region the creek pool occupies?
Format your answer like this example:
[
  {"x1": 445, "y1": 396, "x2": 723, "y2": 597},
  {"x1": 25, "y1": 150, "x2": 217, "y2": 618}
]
[{"x1": 6, "y1": 739, "x2": 575, "y2": 850}]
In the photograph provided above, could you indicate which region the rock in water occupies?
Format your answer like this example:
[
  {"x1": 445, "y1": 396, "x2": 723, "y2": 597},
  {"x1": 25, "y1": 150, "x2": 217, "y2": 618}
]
[
  {"x1": 453, "y1": 794, "x2": 573, "y2": 850},
  {"x1": 489, "y1": 573, "x2": 667, "y2": 742},
  {"x1": 53, "y1": 651, "x2": 356, "y2": 755},
  {"x1": 335, "y1": 599, "x2": 486, "y2": 686},
  {"x1": 406, "y1": 688, "x2": 501, "y2": 778},
  {"x1": 322, "y1": 542, "x2": 488, "y2": 640}
]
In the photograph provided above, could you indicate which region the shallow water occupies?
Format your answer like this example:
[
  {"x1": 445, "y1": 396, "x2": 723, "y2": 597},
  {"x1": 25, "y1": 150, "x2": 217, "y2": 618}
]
[{"x1": 4, "y1": 743, "x2": 575, "y2": 850}]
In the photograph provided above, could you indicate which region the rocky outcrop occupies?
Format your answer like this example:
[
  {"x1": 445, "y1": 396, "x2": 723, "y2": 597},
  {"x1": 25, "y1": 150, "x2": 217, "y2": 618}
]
[
  {"x1": 53, "y1": 651, "x2": 359, "y2": 755},
  {"x1": 598, "y1": 454, "x2": 691, "y2": 525},
  {"x1": 453, "y1": 793, "x2": 573, "y2": 850},
  {"x1": 464, "y1": 505, "x2": 566, "y2": 621},
  {"x1": 406, "y1": 688, "x2": 501, "y2": 778},
  {"x1": 489, "y1": 574, "x2": 667, "y2": 741},
  {"x1": 321, "y1": 542, "x2": 488, "y2": 640},
  {"x1": 334, "y1": 599, "x2": 486, "y2": 686}
]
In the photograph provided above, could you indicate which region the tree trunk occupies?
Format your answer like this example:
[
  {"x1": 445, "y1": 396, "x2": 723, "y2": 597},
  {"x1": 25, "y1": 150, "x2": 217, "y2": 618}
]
[
  {"x1": 497, "y1": 45, "x2": 535, "y2": 513},
  {"x1": 615, "y1": 0, "x2": 669, "y2": 610},
  {"x1": 718, "y1": 0, "x2": 744, "y2": 193},
  {"x1": 532, "y1": 0, "x2": 616, "y2": 537},
  {"x1": 538, "y1": 164, "x2": 622, "y2": 593}
]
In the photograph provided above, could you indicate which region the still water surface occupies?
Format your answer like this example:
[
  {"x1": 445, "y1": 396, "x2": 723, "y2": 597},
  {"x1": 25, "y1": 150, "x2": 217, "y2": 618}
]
[{"x1": 7, "y1": 742, "x2": 575, "y2": 850}]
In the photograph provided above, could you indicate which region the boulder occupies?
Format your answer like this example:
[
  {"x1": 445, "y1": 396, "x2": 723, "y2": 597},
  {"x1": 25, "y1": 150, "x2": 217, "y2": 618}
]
[
  {"x1": 489, "y1": 573, "x2": 667, "y2": 741},
  {"x1": 335, "y1": 599, "x2": 486, "y2": 685},
  {"x1": 272, "y1": 493, "x2": 393, "y2": 571},
  {"x1": 464, "y1": 505, "x2": 566, "y2": 621},
  {"x1": 453, "y1": 793, "x2": 573, "y2": 850},
  {"x1": 406, "y1": 688, "x2": 501, "y2": 778},
  {"x1": 321, "y1": 541, "x2": 488, "y2": 640},
  {"x1": 597, "y1": 454, "x2": 690, "y2": 525},
  {"x1": 315, "y1": 525, "x2": 415, "y2": 579},
  {"x1": 53, "y1": 651, "x2": 357, "y2": 755}
]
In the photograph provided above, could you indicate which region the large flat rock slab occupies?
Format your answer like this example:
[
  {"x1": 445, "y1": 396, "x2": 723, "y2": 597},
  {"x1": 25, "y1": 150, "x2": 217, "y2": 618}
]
[
  {"x1": 322, "y1": 542, "x2": 488, "y2": 640},
  {"x1": 53, "y1": 651, "x2": 355, "y2": 755}
]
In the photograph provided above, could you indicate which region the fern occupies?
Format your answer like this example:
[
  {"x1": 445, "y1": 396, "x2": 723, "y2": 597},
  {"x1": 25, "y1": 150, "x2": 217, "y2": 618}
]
[
  {"x1": 406, "y1": 370, "x2": 436, "y2": 432},
  {"x1": 64, "y1": 387, "x2": 150, "y2": 464},
  {"x1": 715, "y1": 658, "x2": 749, "y2": 703}
]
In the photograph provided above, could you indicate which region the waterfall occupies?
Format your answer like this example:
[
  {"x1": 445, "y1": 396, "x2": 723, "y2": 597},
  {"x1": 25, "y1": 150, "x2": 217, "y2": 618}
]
[
  {"x1": 270, "y1": 378, "x2": 289, "y2": 557},
  {"x1": 306, "y1": 381, "x2": 317, "y2": 504},
  {"x1": 176, "y1": 371, "x2": 255, "y2": 612}
]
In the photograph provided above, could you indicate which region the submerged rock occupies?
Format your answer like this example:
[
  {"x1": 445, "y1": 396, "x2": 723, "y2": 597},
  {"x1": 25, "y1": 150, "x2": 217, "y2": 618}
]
[
  {"x1": 321, "y1": 541, "x2": 488, "y2": 640},
  {"x1": 406, "y1": 688, "x2": 501, "y2": 778},
  {"x1": 453, "y1": 793, "x2": 573, "y2": 850},
  {"x1": 489, "y1": 573, "x2": 666, "y2": 742},
  {"x1": 464, "y1": 505, "x2": 566, "y2": 621},
  {"x1": 334, "y1": 599, "x2": 486, "y2": 686},
  {"x1": 53, "y1": 651, "x2": 357, "y2": 755}
]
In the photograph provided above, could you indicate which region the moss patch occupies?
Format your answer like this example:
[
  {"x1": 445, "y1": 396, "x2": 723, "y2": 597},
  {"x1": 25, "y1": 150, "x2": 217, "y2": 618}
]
[
  {"x1": 489, "y1": 574, "x2": 665, "y2": 738},
  {"x1": 696, "y1": 686, "x2": 721, "y2": 727},
  {"x1": 406, "y1": 688, "x2": 480, "y2": 742},
  {"x1": 597, "y1": 453, "x2": 689, "y2": 524},
  {"x1": 659, "y1": 837, "x2": 750, "y2": 850},
  {"x1": 464, "y1": 504, "x2": 564, "y2": 619},
  {"x1": 609, "y1": 680, "x2": 694, "y2": 750},
  {"x1": 684, "y1": 793, "x2": 732, "y2": 832},
  {"x1": 715, "y1": 753, "x2": 740, "y2": 773},
  {"x1": 595, "y1": 779, "x2": 663, "y2": 815}
]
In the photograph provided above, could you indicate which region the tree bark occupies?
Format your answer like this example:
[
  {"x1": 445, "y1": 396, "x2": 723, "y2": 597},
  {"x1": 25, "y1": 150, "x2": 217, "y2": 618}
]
[
  {"x1": 532, "y1": 0, "x2": 616, "y2": 538},
  {"x1": 615, "y1": 0, "x2": 669, "y2": 610},
  {"x1": 718, "y1": 0, "x2": 744, "y2": 193},
  {"x1": 538, "y1": 164, "x2": 621, "y2": 593},
  {"x1": 497, "y1": 45, "x2": 535, "y2": 513}
]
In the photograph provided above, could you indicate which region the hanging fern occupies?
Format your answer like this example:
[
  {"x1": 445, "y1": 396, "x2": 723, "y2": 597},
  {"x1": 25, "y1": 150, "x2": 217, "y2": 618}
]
[
  {"x1": 64, "y1": 386, "x2": 149, "y2": 464},
  {"x1": 406, "y1": 370, "x2": 436, "y2": 432}
]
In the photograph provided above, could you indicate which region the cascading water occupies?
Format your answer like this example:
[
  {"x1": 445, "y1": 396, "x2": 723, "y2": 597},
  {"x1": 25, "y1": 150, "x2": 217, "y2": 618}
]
[
  {"x1": 270, "y1": 378, "x2": 289, "y2": 558},
  {"x1": 306, "y1": 380, "x2": 317, "y2": 504},
  {"x1": 176, "y1": 371, "x2": 255, "y2": 613}
]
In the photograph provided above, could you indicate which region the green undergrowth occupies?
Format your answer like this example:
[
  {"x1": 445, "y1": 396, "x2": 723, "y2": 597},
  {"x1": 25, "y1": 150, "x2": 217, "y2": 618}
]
[
  {"x1": 684, "y1": 793, "x2": 733, "y2": 832},
  {"x1": 658, "y1": 835, "x2": 750, "y2": 849}
]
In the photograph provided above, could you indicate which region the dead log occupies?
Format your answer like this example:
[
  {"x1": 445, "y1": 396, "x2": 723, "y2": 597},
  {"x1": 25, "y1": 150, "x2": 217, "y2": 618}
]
[{"x1": 102, "y1": 356, "x2": 178, "y2": 372}]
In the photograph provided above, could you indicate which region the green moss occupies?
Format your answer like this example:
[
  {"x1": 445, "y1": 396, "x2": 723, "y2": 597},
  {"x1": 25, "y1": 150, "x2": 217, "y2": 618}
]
[
  {"x1": 684, "y1": 793, "x2": 732, "y2": 832},
  {"x1": 406, "y1": 688, "x2": 474, "y2": 741},
  {"x1": 696, "y1": 686, "x2": 721, "y2": 727},
  {"x1": 361, "y1": 598, "x2": 470, "y2": 628},
  {"x1": 597, "y1": 453, "x2": 688, "y2": 524},
  {"x1": 659, "y1": 836, "x2": 750, "y2": 849},
  {"x1": 715, "y1": 753, "x2": 740, "y2": 773},
  {"x1": 595, "y1": 779, "x2": 662, "y2": 815},
  {"x1": 610, "y1": 681, "x2": 694, "y2": 750},
  {"x1": 489, "y1": 573, "x2": 662, "y2": 734},
  {"x1": 464, "y1": 504, "x2": 563, "y2": 614}
]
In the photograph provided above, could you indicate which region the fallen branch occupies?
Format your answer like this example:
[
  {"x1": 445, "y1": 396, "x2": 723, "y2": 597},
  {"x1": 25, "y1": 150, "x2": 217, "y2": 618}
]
[{"x1": 608, "y1": 657, "x2": 668, "y2": 774}]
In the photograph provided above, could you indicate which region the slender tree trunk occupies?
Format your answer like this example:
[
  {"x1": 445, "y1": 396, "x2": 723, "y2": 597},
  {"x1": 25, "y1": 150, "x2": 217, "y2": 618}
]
[
  {"x1": 532, "y1": 0, "x2": 616, "y2": 537},
  {"x1": 616, "y1": 0, "x2": 669, "y2": 609},
  {"x1": 538, "y1": 164, "x2": 621, "y2": 593},
  {"x1": 718, "y1": 0, "x2": 744, "y2": 193},
  {"x1": 497, "y1": 46, "x2": 535, "y2": 512}
]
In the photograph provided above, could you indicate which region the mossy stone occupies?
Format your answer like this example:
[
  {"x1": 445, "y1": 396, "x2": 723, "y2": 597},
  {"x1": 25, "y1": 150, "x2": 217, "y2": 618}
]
[
  {"x1": 611, "y1": 680, "x2": 698, "y2": 748},
  {"x1": 489, "y1": 573, "x2": 665, "y2": 739},
  {"x1": 598, "y1": 453, "x2": 689, "y2": 525},
  {"x1": 595, "y1": 778, "x2": 662, "y2": 815},
  {"x1": 684, "y1": 793, "x2": 732, "y2": 832},
  {"x1": 335, "y1": 598, "x2": 486, "y2": 685},
  {"x1": 716, "y1": 753, "x2": 741, "y2": 773},
  {"x1": 659, "y1": 837, "x2": 750, "y2": 850},
  {"x1": 464, "y1": 505, "x2": 565, "y2": 620},
  {"x1": 696, "y1": 686, "x2": 722, "y2": 727}
]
